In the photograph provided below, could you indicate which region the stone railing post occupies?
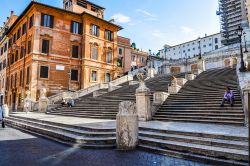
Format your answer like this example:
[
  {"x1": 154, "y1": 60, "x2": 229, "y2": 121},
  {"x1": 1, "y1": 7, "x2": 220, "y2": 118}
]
[
  {"x1": 168, "y1": 79, "x2": 181, "y2": 94},
  {"x1": 38, "y1": 88, "x2": 49, "y2": 112},
  {"x1": 147, "y1": 68, "x2": 155, "y2": 78},
  {"x1": 243, "y1": 86, "x2": 250, "y2": 127},
  {"x1": 116, "y1": 101, "x2": 138, "y2": 150},
  {"x1": 135, "y1": 78, "x2": 151, "y2": 121},
  {"x1": 185, "y1": 74, "x2": 196, "y2": 80}
]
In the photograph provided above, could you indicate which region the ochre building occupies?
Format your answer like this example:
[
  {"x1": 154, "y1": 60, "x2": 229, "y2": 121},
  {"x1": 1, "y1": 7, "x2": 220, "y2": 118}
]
[{"x1": 5, "y1": 0, "x2": 122, "y2": 110}]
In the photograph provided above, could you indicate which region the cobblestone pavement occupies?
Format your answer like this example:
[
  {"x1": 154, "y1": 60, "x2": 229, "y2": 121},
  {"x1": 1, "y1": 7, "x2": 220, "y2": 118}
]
[{"x1": 0, "y1": 127, "x2": 210, "y2": 166}]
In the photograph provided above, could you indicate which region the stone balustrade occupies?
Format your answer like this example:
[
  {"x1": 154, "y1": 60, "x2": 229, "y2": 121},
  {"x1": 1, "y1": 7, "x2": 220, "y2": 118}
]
[
  {"x1": 185, "y1": 74, "x2": 196, "y2": 80},
  {"x1": 176, "y1": 78, "x2": 188, "y2": 86}
]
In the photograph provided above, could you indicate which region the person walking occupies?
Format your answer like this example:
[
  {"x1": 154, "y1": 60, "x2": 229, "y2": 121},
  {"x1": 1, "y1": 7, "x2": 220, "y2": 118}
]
[
  {"x1": 0, "y1": 104, "x2": 5, "y2": 128},
  {"x1": 220, "y1": 86, "x2": 234, "y2": 107}
]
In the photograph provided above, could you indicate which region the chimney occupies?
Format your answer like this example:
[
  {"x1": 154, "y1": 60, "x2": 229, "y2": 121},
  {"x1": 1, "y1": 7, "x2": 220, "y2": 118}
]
[
  {"x1": 7, "y1": 17, "x2": 9, "y2": 20},
  {"x1": 10, "y1": 11, "x2": 14, "y2": 16}
]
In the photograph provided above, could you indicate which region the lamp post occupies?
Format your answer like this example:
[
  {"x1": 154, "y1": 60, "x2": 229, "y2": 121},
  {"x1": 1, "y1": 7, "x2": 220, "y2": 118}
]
[
  {"x1": 243, "y1": 32, "x2": 248, "y2": 53},
  {"x1": 198, "y1": 37, "x2": 202, "y2": 59},
  {"x1": 236, "y1": 26, "x2": 246, "y2": 72}
]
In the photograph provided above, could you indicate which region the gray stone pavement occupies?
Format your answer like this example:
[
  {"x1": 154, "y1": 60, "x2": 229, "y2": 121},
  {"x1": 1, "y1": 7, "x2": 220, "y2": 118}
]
[{"x1": 0, "y1": 127, "x2": 210, "y2": 166}]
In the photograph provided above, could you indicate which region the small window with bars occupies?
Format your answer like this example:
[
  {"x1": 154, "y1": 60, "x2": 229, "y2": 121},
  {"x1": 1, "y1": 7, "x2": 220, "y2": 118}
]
[
  {"x1": 71, "y1": 69, "x2": 78, "y2": 81},
  {"x1": 40, "y1": 66, "x2": 49, "y2": 79}
]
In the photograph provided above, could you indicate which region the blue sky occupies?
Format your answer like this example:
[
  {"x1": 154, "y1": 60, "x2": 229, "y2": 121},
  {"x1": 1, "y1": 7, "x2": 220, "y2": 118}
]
[{"x1": 0, "y1": 0, "x2": 220, "y2": 53}]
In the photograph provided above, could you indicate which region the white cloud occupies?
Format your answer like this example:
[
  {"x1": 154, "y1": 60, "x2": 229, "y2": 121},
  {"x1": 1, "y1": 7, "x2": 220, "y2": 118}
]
[
  {"x1": 111, "y1": 14, "x2": 131, "y2": 23},
  {"x1": 152, "y1": 30, "x2": 167, "y2": 38},
  {"x1": 136, "y1": 9, "x2": 154, "y2": 17},
  {"x1": 180, "y1": 26, "x2": 194, "y2": 34}
]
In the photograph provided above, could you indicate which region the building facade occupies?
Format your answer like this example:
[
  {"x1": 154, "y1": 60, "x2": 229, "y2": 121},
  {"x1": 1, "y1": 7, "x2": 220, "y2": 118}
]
[
  {"x1": 158, "y1": 33, "x2": 222, "y2": 60},
  {"x1": 0, "y1": 11, "x2": 18, "y2": 105},
  {"x1": 117, "y1": 36, "x2": 148, "y2": 75},
  {"x1": 5, "y1": 1, "x2": 121, "y2": 110},
  {"x1": 217, "y1": 0, "x2": 248, "y2": 45}
]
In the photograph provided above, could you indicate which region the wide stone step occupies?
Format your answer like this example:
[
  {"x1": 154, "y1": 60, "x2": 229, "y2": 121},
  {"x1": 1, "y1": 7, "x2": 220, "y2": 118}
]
[
  {"x1": 8, "y1": 117, "x2": 116, "y2": 138},
  {"x1": 152, "y1": 118, "x2": 245, "y2": 126},
  {"x1": 6, "y1": 119, "x2": 116, "y2": 148},
  {"x1": 159, "y1": 106, "x2": 243, "y2": 110},
  {"x1": 138, "y1": 144, "x2": 248, "y2": 166},
  {"x1": 49, "y1": 111, "x2": 117, "y2": 116},
  {"x1": 139, "y1": 131, "x2": 248, "y2": 150},
  {"x1": 48, "y1": 112, "x2": 116, "y2": 119},
  {"x1": 155, "y1": 112, "x2": 244, "y2": 117},
  {"x1": 9, "y1": 115, "x2": 115, "y2": 132},
  {"x1": 153, "y1": 115, "x2": 244, "y2": 121},
  {"x1": 139, "y1": 137, "x2": 248, "y2": 162},
  {"x1": 163, "y1": 101, "x2": 242, "y2": 104}
]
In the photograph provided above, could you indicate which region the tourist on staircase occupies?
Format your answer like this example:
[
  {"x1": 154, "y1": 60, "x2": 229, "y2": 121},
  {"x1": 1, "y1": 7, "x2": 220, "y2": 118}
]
[{"x1": 220, "y1": 86, "x2": 234, "y2": 107}]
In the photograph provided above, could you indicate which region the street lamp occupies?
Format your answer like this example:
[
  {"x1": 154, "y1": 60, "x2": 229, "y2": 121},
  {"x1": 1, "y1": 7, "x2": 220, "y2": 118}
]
[
  {"x1": 236, "y1": 26, "x2": 246, "y2": 72},
  {"x1": 198, "y1": 37, "x2": 202, "y2": 59},
  {"x1": 243, "y1": 32, "x2": 248, "y2": 53}
]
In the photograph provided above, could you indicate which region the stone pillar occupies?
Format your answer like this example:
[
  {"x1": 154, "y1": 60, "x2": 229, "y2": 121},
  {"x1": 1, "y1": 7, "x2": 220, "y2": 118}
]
[
  {"x1": 198, "y1": 59, "x2": 206, "y2": 71},
  {"x1": 147, "y1": 68, "x2": 155, "y2": 78},
  {"x1": 135, "y1": 73, "x2": 151, "y2": 121},
  {"x1": 23, "y1": 90, "x2": 32, "y2": 113},
  {"x1": 243, "y1": 86, "x2": 250, "y2": 127},
  {"x1": 3, "y1": 104, "x2": 9, "y2": 117},
  {"x1": 176, "y1": 78, "x2": 188, "y2": 86},
  {"x1": 185, "y1": 74, "x2": 196, "y2": 80},
  {"x1": 153, "y1": 92, "x2": 169, "y2": 105},
  {"x1": 116, "y1": 101, "x2": 138, "y2": 150},
  {"x1": 38, "y1": 88, "x2": 49, "y2": 112}
]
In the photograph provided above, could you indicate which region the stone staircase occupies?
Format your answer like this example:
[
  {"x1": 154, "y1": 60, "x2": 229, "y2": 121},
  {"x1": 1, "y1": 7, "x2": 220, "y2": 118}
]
[
  {"x1": 5, "y1": 115, "x2": 116, "y2": 149},
  {"x1": 139, "y1": 125, "x2": 248, "y2": 166},
  {"x1": 153, "y1": 67, "x2": 245, "y2": 126},
  {"x1": 47, "y1": 73, "x2": 185, "y2": 119}
]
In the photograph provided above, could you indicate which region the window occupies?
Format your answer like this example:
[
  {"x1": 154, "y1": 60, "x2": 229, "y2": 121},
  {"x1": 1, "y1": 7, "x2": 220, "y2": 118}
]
[
  {"x1": 8, "y1": 38, "x2": 12, "y2": 48},
  {"x1": 29, "y1": 15, "x2": 34, "y2": 29},
  {"x1": 193, "y1": 48, "x2": 195, "y2": 50},
  {"x1": 71, "y1": 69, "x2": 78, "y2": 81},
  {"x1": 17, "y1": 28, "x2": 21, "y2": 39},
  {"x1": 11, "y1": 54, "x2": 14, "y2": 64},
  {"x1": 0, "y1": 63, "x2": 2, "y2": 71},
  {"x1": 188, "y1": 49, "x2": 190, "y2": 52},
  {"x1": 91, "y1": 46, "x2": 98, "y2": 60},
  {"x1": 105, "y1": 30, "x2": 113, "y2": 41},
  {"x1": 132, "y1": 55, "x2": 136, "y2": 61},
  {"x1": 90, "y1": 24, "x2": 100, "y2": 37},
  {"x1": 14, "y1": 73, "x2": 17, "y2": 87},
  {"x1": 105, "y1": 73, "x2": 111, "y2": 82},
  {"x1": 209, "y1": 43, "x2": 212, "y2": 46},
  {"x1": 215, "y1": 38, "x2": 218, "y2": 44},
  {"x1": 42, "y1": 39, "x2": 49, "y2": 54},
  {"x1": 106, "y1": 50, "x2": 112, "y2": 64},
  {"x1": 3, "y1": 59, "x2": 6, "y2": 69},
  {"x1": 91, "y1": 70, "x2": 97, "y2": 81},
  {"x1": 119, "y1": 48, "x2": 123, "y2": 55},
  {"x1": 203, "y1": 45, "x2": 206, "y2": 48},
  {"x1": 15, "y1": 50, "x2": 18, "y2": 62},
  {"x1": 4, "y1": 43, "x2": 7, "y2": 52},
  {"x1": 28, "y1": 41, "x2": 31, "y2": 54},
  {"x1": 41, "y1": 13, "x2": 54, "y2": 28},
  {"x1": 20, "y1": 46, "x2": 24, "y2": 59},
  {"x1": 72, "y1": 45, "x2": 79, "y2": 58},
  {"x1": 22, "y1": 23, "x2": 27, "y2": 35},
  {"x1": 20, "y1": 70, "x2": 23, "y2": 86},
  {"x1": 5, "y1": 77, "x2": 9, "y2": 90},
  {"x1": 140, "y1": 57, "x2": 145, "y2": 63},
  {"x1": 71, "y1": 21, "x2": 82, "y2": 34},
  {"x1": 26, "y1": 66, "x2": 30, "y2": 85},
  {"x1": 13, "y1": 34, "x2": 16, "y2": 43},
  {"x1": 11, "y1": 75, "x2": 13, "y2": 88},
  {"x1": 215, "y1": 45, "x2": 219, "y2": 49},
  {"x1": 40, "y1": 66, "x2": 49, "y2": 79}
]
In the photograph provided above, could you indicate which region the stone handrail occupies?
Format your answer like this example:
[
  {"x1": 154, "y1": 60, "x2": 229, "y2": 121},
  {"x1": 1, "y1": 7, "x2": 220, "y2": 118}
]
[
  {"x1": 128, "y1": 66, "x2": 148, "y2": 76},
  {"x1": 109, "y1": 75, "x2": 133, "y2": 86}
]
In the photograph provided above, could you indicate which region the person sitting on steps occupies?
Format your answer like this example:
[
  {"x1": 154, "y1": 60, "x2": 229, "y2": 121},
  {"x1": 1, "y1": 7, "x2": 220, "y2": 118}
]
[{"x1": 220, "y1": 86, "x2": 234, "y2": 107}]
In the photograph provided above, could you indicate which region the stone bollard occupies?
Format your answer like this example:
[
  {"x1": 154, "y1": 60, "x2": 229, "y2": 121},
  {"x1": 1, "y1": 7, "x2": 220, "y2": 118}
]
[
  {"x1": 176, "y1": 78, "x2": 188, "y2": 86},
  {"x1": 153, "y1": 92, "x2": 169, "y2": 105},
  {"x1": 116, "y1": 101, "x2": 138, "y2": 150},
  {"x1": 38, "y1": 88, "x2": 49, "y2": 112},
  {"x1": 185, "y1": 74, "x2": 196, "y2": 81}
]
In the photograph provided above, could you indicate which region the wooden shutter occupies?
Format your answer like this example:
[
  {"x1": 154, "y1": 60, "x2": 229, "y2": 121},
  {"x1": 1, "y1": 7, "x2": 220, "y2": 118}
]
[
  {"x1": 50, "y1": 15, "x2": 54, "y2": 28},
  {"x1": 41, "y1": 13, "x2": 44, "y2": 26},
  {"x1": 79, "y1": 23, "x2": 83, "y2": 34},
  {"x1": 70, "y1": 21, "x2": 74, "y2": 33}
]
